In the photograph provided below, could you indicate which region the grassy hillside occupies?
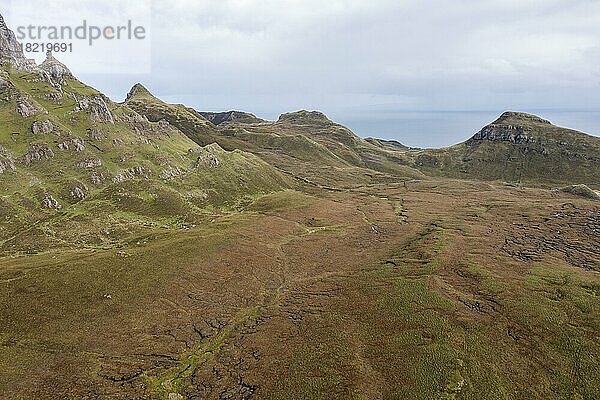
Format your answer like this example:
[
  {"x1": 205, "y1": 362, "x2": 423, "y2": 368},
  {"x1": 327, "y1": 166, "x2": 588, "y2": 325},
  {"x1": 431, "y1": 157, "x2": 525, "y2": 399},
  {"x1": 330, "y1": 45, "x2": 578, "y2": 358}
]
[
  {"x1": 414, "y1": 112, "x2": 600, "y2": 188},
  {"x1": 0, "y1": 67, "x2": 290, "y2": 254}
]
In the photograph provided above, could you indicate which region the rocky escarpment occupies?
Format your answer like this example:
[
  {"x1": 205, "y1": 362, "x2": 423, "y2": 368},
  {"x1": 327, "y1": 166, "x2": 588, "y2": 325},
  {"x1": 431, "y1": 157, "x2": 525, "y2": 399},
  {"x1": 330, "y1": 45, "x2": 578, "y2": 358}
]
[
  {"x1": 199, "y1": 111, "x2": 264, "y2": 126},
  {"x1": 469, "y1": 112, "x2": 547, "y2": 144},
  {"x1": 277, "y1": 110, "x2": 333, "y2": 125},
  {"x1": 0, "y1": 14, "x2": 36, "y2": 71}
]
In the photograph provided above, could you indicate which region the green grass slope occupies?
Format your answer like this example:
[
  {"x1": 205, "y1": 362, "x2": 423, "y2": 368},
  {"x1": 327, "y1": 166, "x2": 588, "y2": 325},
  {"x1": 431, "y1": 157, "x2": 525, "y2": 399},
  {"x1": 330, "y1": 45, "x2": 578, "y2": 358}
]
[
  {"x1": 0, "y1": 67, "x2": 290, "y2": 254},
  {"x1": 414, "y1": 112, "x2": 600, "y2": 188}
]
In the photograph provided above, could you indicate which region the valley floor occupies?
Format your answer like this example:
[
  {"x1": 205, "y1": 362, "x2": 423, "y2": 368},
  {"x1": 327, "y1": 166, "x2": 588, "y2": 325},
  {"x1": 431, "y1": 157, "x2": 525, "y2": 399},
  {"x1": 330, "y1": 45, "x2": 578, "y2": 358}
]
[{"x1": 1, "y1": 180, "x2": 599, "y2": 400}]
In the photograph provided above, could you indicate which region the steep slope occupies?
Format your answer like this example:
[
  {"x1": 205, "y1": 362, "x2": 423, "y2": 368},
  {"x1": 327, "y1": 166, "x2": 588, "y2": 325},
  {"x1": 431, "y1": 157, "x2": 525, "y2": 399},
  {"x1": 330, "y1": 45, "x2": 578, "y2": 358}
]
[
  {"x1": 0, "y1": 17, "x2": 290, "y2": 253},
  {"x1": 128, "y1": 89, "x2": 425, "y2": 185},
  {"x1": 414, "y1": 111, "x2": 600, "y2": 187},
  {"x1": 125, "y1": 83, "x2": 220, "y2": 146}
]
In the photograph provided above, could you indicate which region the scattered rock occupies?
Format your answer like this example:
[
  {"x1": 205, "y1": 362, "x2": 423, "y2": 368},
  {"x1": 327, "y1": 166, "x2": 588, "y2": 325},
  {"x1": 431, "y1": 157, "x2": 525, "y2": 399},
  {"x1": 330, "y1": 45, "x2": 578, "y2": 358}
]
[
  {"x1": 42, "y1": 195, "x2": 62, "y2": 210},
  {"x1": 31, "y1": 120, "x2": 54, "y2": 135},
  {"x1": 74, "y1": 95, "x2": 115, "y2": 124},
  {"x1": 87, "y1": 128, "x2": 106, "y2": 141},
  {"x1": 0, "y1": 145, "x2": 15, "y2": 174},
  {"x1": 44, "y1": 91, "x2": 63, "y2": 102},
  {"x1": 16, "y1": 98, "x2": 42, "y2": 117},
  {"x1": 560, "y1": 184, "x2": 600, "y2": 201},
  {"x1": 77, "y1": 159, "x2": 102, "y2": 169},
  {"x1": 70, "y1": 185, "x2": 87, "y2": 201},
  {"x1": 113, "y1": 166, "x2": 150, "y2": 183},
  {"x1": 90, "y1": 171, "x2": 105, "y2": 185},
  {"x1": 190, "y1": 145, "x2": 221, "y2": 168},
  {"x1": 22, "y1": 143, "x2": 54, "y2": 165},
  {"x1": 160, "y1": 166, "x2": 184, "y2": 180},
  {"x1": 58, "y1": 137, "x2": 85, "y2": 152}
]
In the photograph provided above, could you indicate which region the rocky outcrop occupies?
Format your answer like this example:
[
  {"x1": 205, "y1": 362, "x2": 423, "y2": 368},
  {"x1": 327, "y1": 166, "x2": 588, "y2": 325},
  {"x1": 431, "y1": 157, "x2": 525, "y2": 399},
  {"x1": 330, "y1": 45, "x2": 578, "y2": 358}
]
[
  {"x1": 16, "y1": 97, "x2": 42, "y2": 117},
  {"x1": 494, "y1": 111, "x2": 551, "y2": 126},
  {"x1": 125, "y1": 83, "x2": 153, "y2": 102},
  {"x1": 160, "y1": 166, "x2": 184, "y2": 180},
  {"x1": 0, "y1": 14, "x2": 37, "y2": 71},
  {"x1": 471, "y1": 124, "x2": 534, "y2": 144},
  {"x1": 112, "y1": 166, "x2": 151, "y2": 183},
  {"x1": 278, "y1": 110, "x2": 332, "y2": 125},
  {"x1": 22, "y1": 144, "x2": 54, "y2": 165},
  {"x1": 470, "y1": 112, "x2": 553, "y2": 144},
  {"x1": 0, "y1": 70, "x2": 12, "y2": 94},
  {"x1": 77, "y1": 159, "x2": 102, "y2": 169},
  {"x1": 42, "y1": 195, "x2": 62, "y2": 210},
  {"x1": 40, "y1": 51, "x2": 73, "y2": 85},
  {"x1": 58, "y1": 137, "x2": 85, "y2": 152},
  {"x1": 70, "y1": 185, "x2": 87, "y2": 201},
  {"x1": 0, "y1": 145, "x2": 15, "y2": 174},
  {"x1": 74, "y1": 95, "x2": 115, "y2": 124},
  {"x1": 31, "y1": 120, "x2": 54, "y2": 135},
  {"x1": 200, "y1": 111, "x2": 264, "y2": 126},
  {"x1": 190, "y1": 146, "x2": 221, "y2": 168}
]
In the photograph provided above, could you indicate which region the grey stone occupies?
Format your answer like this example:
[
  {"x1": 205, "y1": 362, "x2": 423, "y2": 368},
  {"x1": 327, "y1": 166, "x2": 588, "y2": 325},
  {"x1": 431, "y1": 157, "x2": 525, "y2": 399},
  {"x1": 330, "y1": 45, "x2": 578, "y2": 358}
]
[
  {"x1": 22, "y1": 144, "x2": 54, "y2": 165},
  {"x1": 42, "y1": 195, "x2": 62, "y2": 210},
  {"x1": 31, "y1": 120, "x2": 54, "y2": 135}
]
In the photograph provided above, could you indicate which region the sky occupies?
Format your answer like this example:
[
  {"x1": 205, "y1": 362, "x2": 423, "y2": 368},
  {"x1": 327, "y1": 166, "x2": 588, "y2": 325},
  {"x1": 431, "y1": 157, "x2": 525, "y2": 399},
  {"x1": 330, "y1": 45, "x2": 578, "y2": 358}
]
[{"x1": 4, "y1": 0, "x2": 600, "y2": 147}]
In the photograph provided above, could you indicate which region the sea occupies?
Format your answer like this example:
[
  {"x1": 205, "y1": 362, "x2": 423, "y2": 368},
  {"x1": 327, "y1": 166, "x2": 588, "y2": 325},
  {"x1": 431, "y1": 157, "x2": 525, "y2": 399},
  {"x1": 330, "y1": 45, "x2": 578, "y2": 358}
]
[{"x1": 334, "y1": 110, "x2": 600, "y2": 149}]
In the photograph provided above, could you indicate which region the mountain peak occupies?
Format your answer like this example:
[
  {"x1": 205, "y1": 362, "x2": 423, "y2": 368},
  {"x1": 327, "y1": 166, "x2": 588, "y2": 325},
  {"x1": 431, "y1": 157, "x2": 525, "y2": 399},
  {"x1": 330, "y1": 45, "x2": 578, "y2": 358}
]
[
  {"x1": 40, "y1": 50, "x2": 72, "y2": 83},
  {"x1": 494, "y1": 111, "x2": 552, "y2": 126},
  {"x1": 278, "y1": 110, "x2": 332, "y2": 124},
  {"x1": 125, "y1": 83, "x2": 155, "y2": 102}
]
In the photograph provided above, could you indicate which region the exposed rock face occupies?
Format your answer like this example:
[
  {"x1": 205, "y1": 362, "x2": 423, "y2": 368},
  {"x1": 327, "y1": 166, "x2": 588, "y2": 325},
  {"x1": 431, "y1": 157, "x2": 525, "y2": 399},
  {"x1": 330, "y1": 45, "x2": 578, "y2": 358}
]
[
  {"x1": 40, "y1": 51, "x2": 73, "y2": 85},
  {"x1": 16, "y1": 97, "x2": 42, "y2": 117},
  {"x1": 470, "y1": 112, "x2": 551, "y2": 144},
  {"x1": 0, "y1": 71, "x2": 12, "y2": 94},
  {"x1": 77, "y1": 159, "x2": 102, "y2": 169},
  {"x1": 31, "y1": 120, "x2": 54, "y2": 135},
  {"x1": 70, "y1": 185, "x2": 87, "y2": 201},
  {"x1": 112, "y1": 166, "x2": 150, "y2": 183},
  {"x1": 200, "y1": 111, "x2": 264, "y2": 126},
  {"x1": 0, "y1": 14, "x2": 37, "y2": 71},
  {"x1": 58, "y1": 137, "x2": 85, "y2": 152},
  {"x1": 190, "y1": 146, "x2": 221, "y2": 168},
  {"x1": 160, "y1": 166, "x2": 184, "y2": 180},
  {"x1": 22, "y1": 144, "x2": 54, "y2": 165},
  {"x1": 42, "y1": 195, "x2": 62, "y2": 209},
  {"x1": 278, "y1": 110, "x2": 332, "y2": 125},
  {"x1": 471, "y1": 124, "x2": 534, "y2": 144},
  {"x1": 0, "y1": 145, "x2": 15, "y2": 173},
  {"x1": 75, "y1": 95, "x2": 115, "y2": 124}
]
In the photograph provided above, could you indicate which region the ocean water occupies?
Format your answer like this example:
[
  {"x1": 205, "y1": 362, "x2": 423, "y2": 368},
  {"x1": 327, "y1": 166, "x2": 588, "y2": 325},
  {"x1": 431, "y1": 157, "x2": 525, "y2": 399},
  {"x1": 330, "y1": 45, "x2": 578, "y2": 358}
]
[{"x1": 336, "y1": 110, "x2": 600, "y2": 149}]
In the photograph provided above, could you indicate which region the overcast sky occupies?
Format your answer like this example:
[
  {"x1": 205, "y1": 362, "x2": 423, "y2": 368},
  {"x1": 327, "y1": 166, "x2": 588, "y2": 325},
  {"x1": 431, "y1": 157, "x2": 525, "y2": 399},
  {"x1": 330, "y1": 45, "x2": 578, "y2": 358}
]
[{"x1": 5, "y1": 0, "x2": 600, "y2": 146}]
